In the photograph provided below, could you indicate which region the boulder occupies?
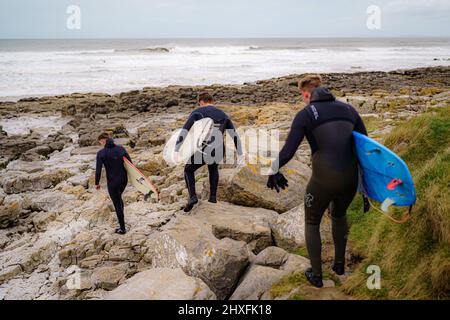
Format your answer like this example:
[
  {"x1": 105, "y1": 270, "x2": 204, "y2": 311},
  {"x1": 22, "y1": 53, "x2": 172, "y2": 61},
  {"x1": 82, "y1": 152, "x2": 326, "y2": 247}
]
[
  {"x1": 204, "y1": 159, "x2": 311, "y2": 213},
  {"x1": 230, "y1": 246, "x2": 309, "y2": 300},
  {"x1": 106, "y1": 268, "x2": 216, "y2": 300},
  {"x1": 0, "y1": 138, "x2": 37, "y2": 160},
  {"x1": 2, "y1": 169, "x2": 74, "y2": 194},
  {"x1": 90, "y1": 264, "x2": 129, "y2": 290},
  {"x1": 20, "y1": 145, "x2": 53, "y2": 161},
  {"x1": 144, "y1": 215, "x2": 249, "y2": 299},
  {"x1": 270, "y1": 205, "x2": 332, "y2": 251},
  {"x1": 27, "y1": 191, "x2": 78, "y2": 213},
  {"x1": 191, "y1": 201, "x2": 278, "y2": 254},
  {"x1": 30, "y1": 211, "x2": 57, "y2": 231},
  {"x1": 134, "y1": 152, "x2": 167, "y2": 176}
]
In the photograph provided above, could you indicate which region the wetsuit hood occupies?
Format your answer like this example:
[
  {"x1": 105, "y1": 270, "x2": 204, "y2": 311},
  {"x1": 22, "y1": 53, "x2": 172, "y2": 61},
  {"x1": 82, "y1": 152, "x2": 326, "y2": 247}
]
[
  {"x1": 310, "y1": 87, "x2": 336, "y2": 103},
  {"x1": 105, "y1": 138, "x2": 115, "y2": 148}
]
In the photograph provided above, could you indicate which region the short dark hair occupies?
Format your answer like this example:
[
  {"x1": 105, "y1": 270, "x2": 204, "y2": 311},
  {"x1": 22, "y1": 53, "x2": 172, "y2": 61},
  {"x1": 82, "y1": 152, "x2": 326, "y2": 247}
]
[
  {"x1": 198, "y1": 92, "x2": 214, "y2": 104},
  {"x1": 298, "y1": 75, "x2": 322, "y2": 93},
  {"x1": 98, "y1": 132, "x2": 109, "y2": 141}
]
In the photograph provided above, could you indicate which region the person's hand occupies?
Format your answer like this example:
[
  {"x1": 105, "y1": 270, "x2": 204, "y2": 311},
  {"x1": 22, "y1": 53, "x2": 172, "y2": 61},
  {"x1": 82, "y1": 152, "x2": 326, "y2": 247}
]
[
  {"x1": 266, "y1": 172, "x2": 289, "y2": 193},
  {"x1": 95, "y1": 185, "x2": 101, "y2": 191}
]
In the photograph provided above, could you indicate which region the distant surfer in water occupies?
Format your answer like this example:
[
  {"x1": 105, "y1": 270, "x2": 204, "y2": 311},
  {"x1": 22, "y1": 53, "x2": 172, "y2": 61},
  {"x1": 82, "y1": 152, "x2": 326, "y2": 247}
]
[
  {"x1": 266, "y1": 75, "x2": 368, "y2": 287},
  {"x1": 176, "y1": 92, "x2": 243, "y2": 212},
  {"x1": 95, "y1": 133, "x2": 132, "y2": 235}
]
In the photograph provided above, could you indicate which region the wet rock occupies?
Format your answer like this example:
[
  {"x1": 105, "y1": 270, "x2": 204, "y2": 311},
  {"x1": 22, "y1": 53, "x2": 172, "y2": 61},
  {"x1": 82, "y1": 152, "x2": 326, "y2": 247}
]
[
  {"x1": 106, "y1": 268, "x2": 216, "y2": 300},
  {"x1": 0, "y1": 139, "x2": 37, "y2": 161},
  {"x1": 144, "y1": 215, "x2": 249, "y2": 299},
  {"x1": 165, "y1": 99, "x2": 179, "y2": 108}
]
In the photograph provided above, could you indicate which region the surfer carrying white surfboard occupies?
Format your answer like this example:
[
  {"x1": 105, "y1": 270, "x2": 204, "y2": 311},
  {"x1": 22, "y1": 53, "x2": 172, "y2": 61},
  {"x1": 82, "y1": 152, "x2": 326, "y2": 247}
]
[
  {"x1": 95, "y1": 133, "x2": 133, "y2": 235},
  {"x1": 266, "y1": 75, "x2": 368, "y2": 288},
  {"x1": 176, "y1": 92, "x2": 243, "y2": 212}
]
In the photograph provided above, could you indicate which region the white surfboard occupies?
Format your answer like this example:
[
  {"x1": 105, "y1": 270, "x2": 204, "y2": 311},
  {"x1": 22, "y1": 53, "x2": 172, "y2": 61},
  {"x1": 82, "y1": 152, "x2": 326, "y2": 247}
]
[
  {"x1": 123, "y1": 157, "x2": 159, "y2": 200},
  {"x1": 163, "y1": 117, "x2": 214, "y2": 166}
]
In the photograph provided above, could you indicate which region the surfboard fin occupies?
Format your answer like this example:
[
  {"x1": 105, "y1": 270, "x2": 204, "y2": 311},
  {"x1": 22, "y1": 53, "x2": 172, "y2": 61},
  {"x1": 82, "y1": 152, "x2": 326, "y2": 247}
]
[
  {"x1": 381, "y1": 198, "x2": 395, "y2": 212},
  {"x1": 368, "y1": 197, "x2": 411, "y2": 224}
]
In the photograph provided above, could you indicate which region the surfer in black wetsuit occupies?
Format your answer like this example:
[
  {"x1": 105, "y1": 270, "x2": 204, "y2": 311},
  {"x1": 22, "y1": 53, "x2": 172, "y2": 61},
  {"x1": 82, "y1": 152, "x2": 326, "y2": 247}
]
[
  {"x1": 95, "y1": 133, "x2": 132, "y2": 235},
  {"x1": 267, "y1": 75, "x2": 368, "y2": 287},
  {"x1": 176, "y1": 92, "x2": 243, "y2": 212}
]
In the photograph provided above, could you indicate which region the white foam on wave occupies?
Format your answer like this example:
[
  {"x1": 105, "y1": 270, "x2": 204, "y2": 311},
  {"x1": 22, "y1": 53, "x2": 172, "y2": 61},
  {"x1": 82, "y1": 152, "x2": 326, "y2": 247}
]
[{"x1": 0, "y1": 116, "x2": 70, "y2": 137}]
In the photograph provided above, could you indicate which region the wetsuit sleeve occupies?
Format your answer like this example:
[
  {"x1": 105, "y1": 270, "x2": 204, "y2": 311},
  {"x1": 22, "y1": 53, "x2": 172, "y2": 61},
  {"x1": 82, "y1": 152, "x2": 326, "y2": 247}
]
[
  {"x1": 95, "y1": 151, "x2": 103, "y2": 185},
  {"x1": 123, "y1": 148, "x2": 132, "y2": 164},
  {"x1": 175, "y1": 111, "x2": 203, "y2": 151},
  {"x1": 226, "y1": 119, "x2": 243, "y2": 156},
  {"x1": 350, "y1": 107, "x2": 368, "y2": 136},
  {"x1": 270, "y1": 110, "x2": 308, "y2": 173}
]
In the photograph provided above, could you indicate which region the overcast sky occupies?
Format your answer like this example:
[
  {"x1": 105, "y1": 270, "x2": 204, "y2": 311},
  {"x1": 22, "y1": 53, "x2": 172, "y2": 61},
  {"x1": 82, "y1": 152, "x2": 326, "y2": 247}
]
[{"x1": 1, "y1": 0, "x2": 449, "y2": 38}]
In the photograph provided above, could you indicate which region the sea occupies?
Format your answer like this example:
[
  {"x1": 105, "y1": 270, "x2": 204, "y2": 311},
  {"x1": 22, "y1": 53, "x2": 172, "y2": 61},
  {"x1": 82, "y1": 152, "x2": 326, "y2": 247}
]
[{"x1": 0, "y1": 38, "x2": 449, "y2": 101}]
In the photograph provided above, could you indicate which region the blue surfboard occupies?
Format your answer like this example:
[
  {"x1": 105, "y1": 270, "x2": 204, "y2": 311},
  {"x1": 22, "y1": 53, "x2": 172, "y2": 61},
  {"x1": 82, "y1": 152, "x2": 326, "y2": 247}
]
[{"x1": 353, "y1": 131, "x2": 416, "y2": 207}]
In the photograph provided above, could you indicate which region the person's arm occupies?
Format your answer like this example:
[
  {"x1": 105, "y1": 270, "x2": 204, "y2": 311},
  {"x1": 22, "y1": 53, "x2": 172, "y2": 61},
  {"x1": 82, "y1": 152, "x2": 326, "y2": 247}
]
[
  {"x1": 351, "y1": 107, "x2": 368, "y2": 136},
  {"x1": 270, "y1": 110, "x2": 307, "y2": 173},
  {"x1": 226, "y1": 119, "x2": 243, "y2": 156},
  {"x1": 95, "y1": 151, "x2": 103, "y2": 186},
  {"x1": 123, "y1": 148, "x2": 132, "y2": 163},
  {"x1": 175, "y1": 111, "x2": 203, "y2": 152}
]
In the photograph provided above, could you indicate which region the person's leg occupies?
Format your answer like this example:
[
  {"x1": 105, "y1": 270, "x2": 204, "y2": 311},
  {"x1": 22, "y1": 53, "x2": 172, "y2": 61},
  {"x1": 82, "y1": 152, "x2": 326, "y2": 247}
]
[
  {"x1": 183, "y1": 162, "x2": 204, "y2": 211},
  {"x1": 304, "y1": 178, "x2": 333, "y2": 278},
  {"x1": 119, "y1": 182, "x2": 127, "y2": 228},
  {"x1": 184, "y1": 163, "x2": 204, "y2": 199},
  {"x1": 330, "y1": 178, "x2": 358, "y2": 275},
  {"x1": 207, "y1": 163, "x2": 219, "y2": 202},
  {"x1": 108, "y1": 185, "x2": 126, "y2": 231}
]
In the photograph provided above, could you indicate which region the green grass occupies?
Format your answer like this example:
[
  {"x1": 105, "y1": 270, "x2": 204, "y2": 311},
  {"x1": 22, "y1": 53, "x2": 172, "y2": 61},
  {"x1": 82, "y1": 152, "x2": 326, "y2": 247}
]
[
  {"x1": 343, "y1": 106, "x2": 450, "y2": 299},
  {"x1": 291, "y1": 247, "x2": 309, "y2": 258},
  {"x1": 270, "y1": 272, "x2": 308, "y2": 299}
]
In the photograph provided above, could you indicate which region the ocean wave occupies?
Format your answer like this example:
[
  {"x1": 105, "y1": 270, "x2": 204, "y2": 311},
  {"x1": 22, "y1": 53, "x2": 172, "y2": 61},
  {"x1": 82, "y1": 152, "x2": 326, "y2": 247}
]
[
  {"x1": 247, "y1": 45, "x2": 310, "y2": 51},
  {"x1": 114, "y1": 47, "x2": 171, "y2": 53}
]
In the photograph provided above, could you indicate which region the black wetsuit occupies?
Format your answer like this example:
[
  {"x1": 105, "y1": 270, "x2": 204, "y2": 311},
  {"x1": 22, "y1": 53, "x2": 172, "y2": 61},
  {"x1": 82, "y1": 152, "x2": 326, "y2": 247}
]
[
  {"x1": 95, "y1": 138, "x2": 132, "y2": 230},
  {"x1": 273, "y1": 87, "x2": 367, "y2": 276},
  {"x1": 176, "y1": 105, "x2": 242, "y2": 201}
]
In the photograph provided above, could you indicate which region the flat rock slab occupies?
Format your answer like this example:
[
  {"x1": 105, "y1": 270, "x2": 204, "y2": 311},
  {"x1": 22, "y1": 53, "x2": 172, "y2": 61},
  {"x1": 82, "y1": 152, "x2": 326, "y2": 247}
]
[
  {"x1": 106, "y1": 268, "x2": 216, "y2": 300},
  {"x1": 190, "y1": 201, "x2": 278, "y2": 254}
]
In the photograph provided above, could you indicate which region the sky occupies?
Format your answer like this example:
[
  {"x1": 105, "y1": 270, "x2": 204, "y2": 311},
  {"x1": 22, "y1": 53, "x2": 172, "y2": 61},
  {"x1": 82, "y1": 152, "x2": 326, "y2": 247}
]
[{"x1": 0, "y1": 0, "x2": 449, "y2": 39}]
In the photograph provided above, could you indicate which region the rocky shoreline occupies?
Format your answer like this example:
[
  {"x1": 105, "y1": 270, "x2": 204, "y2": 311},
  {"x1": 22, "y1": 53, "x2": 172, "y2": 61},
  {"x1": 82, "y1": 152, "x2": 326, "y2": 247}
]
[{"x1": 0, "y1": 66, "x2": 449, "y2": 300}]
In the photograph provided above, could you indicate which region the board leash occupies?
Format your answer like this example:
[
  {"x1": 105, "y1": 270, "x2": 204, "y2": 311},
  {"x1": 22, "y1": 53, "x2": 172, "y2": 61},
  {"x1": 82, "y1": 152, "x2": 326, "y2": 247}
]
[{"x1": 367, "y1": 198, "x2": 411, "y2": 224}]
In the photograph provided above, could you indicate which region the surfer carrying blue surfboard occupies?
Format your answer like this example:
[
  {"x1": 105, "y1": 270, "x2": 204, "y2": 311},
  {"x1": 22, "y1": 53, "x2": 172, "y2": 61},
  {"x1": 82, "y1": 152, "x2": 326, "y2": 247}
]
[
  {"x1": 95, "y1": 133, "x2": 133, "y2": 235},
  {"x1": 266, "y1": 75, "x2": 368, "y2": 288},
  {"x1": 176, "y1": 92, "x2": 243, "y2": 212}
]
